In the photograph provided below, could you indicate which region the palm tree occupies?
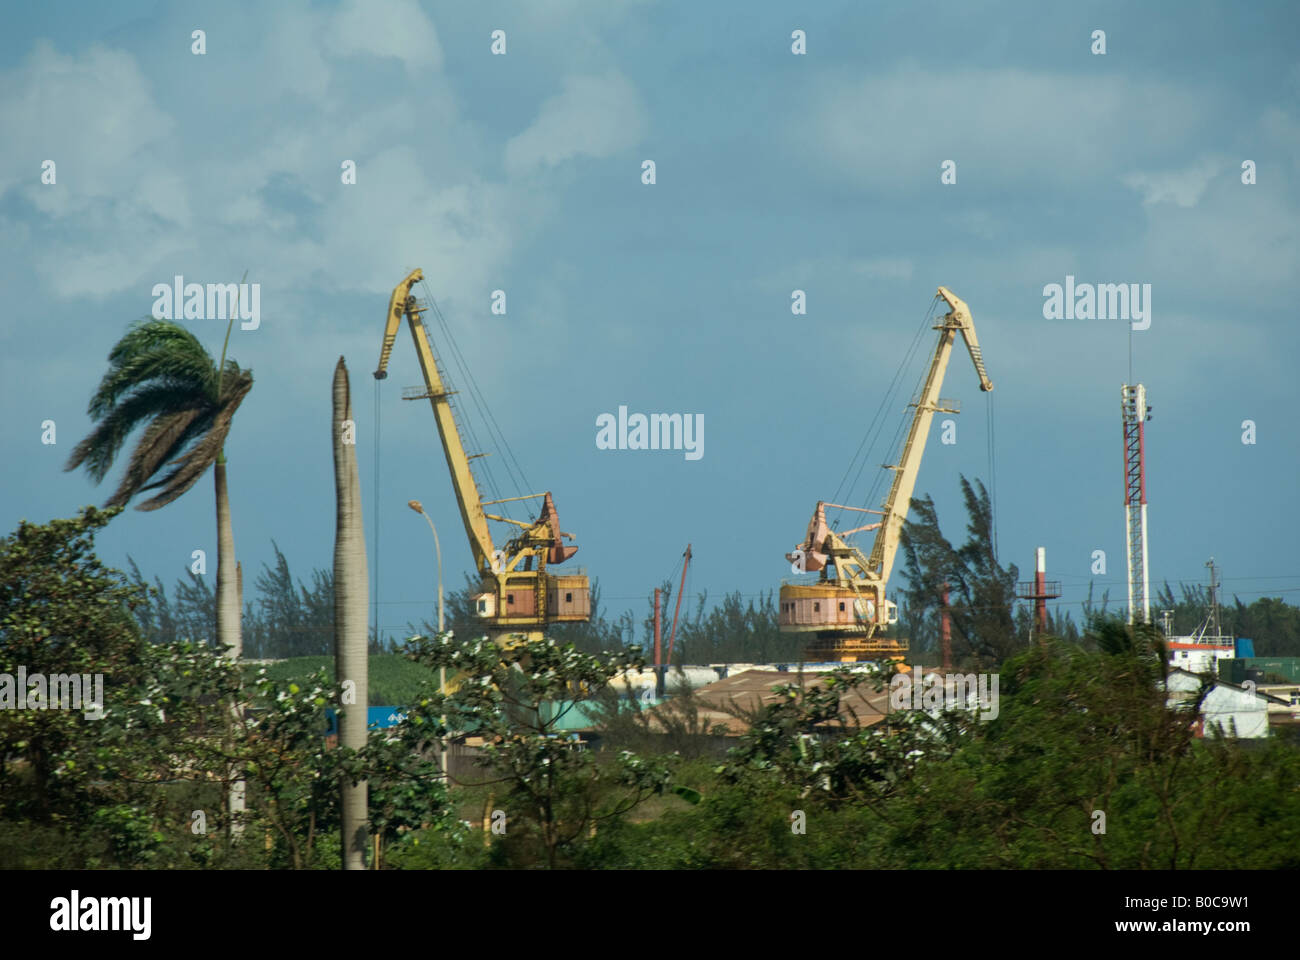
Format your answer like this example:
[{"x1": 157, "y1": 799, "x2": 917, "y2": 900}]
[
  {"x1": 66, "y1": 316, "x2": 252, "y2": 646},
  {"x1": 66, "y1": 316, "x2": 253, "y2": 833}
]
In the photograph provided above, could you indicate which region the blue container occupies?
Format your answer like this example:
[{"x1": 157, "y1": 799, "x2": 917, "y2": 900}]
[{"x1": 324, "y1": 705, "x2": 407, "y2": 736}]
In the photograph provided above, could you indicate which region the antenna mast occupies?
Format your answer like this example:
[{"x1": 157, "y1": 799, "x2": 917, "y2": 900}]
[
  {"x1": 1205, "y1": 557, "x2": 1222, "y2": 639},
  {"x1": 1121, "y1": 384, "x2": 1151, "y2": 625}
]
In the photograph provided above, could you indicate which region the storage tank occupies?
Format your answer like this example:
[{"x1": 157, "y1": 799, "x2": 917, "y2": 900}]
[
  {"x1": 609, "y1": 668, "x2": 656, "y2": 700},
  {"x1": 663, "y1": 666, "x2": 722, "y2": 693}
]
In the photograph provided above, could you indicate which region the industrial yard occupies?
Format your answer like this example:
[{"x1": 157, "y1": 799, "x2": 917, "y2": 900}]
[{"x1": 1, "y1": 4, "x2": 1297, "y2": 945}]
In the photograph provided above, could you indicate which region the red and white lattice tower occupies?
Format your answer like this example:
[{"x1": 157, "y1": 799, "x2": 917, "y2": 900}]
[{"x1": 1121, "y1": 384, "x2": 1151, "y2": 625}]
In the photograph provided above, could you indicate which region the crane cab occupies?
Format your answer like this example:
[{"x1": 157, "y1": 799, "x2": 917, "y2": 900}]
[
  {"x1": 778, "y1": 582, "x2": 902, "y2": 662},
  {"x1": 547, "y1": 574, "x2": 591, "y2": 619},
  {"x1": 778, "y1": 583, "x2": 897, "y2": 631},
  {"x1": 473, "y1": 572, "x2": 591, "y2": 625}
]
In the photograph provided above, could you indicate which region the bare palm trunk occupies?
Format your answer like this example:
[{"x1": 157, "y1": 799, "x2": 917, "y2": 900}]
[
  {"x1": 332, "y1": 358, "x2": 369, "y2": 870},
  {"x1": 216, "y1": 458, "x2": 246, "y2": 840}
]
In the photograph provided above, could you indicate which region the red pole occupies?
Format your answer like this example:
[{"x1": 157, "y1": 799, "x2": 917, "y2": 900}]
[
  {"x1": 940, "y1": 582, "x2": 952, "y2": 671},
  {"x1": 667, "y1": 544, "x2": 692, "y2": 665},
  {"x1": 1035, "y1": 547, "x2": 1048, "y2": 637},
  {"x1": 653, "y1": 588, "x2": 662, "y2": 669}
]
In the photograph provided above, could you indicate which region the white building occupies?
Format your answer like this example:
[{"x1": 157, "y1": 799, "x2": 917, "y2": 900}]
[{"x1": 1163, "y1": 668, "x2": 1287, "y2": 739}]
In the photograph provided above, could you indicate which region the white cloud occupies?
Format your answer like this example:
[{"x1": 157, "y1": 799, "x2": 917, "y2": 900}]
[
  {"x1": 314, "y1": 146, "x2": 516, "y2": 304},
  {"x1": 324, "y1": 0, "x2": 443, "y2": 72},
  {"x1": 1134, "y1": 178, "x2": 1298, "y2": 303},
  {"x1": 504, "y1": 71, "x2": 647, "y2": 176},
  {"x1": 0, "y1": 10, "x2": 648, "y2": 315},
  {"x1": 803, "y1": 65, "x2": 1206, "y2": 191},
  {"x1": 0, "y1": 21, "x2": 509, "y2": 306},
  {"x1": 0, "y1": 42, "x2": 188, "y2": 297},
  {"x1": 0, "y1": 41, "x2": 175, "y2": 213},
  {"x1": 1121, "y1": 156, "x2": 1224, "y2": 208}
]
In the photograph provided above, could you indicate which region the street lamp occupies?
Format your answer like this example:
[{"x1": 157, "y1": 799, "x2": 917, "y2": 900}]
[
  {"x1": 407, "y1": 499, "x2": 449, "y2": 781},
  {"x1": 407, "y1": 500, "x2": 444, "y2": 633}
]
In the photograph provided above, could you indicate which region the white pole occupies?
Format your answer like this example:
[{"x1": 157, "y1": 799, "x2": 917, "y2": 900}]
[
  {"x1": 1139, "y1": 503, "x2": 1150, "y2": 625},
  {"x1": 409, "y1": 501, "x2": 450, "y2": 782}
]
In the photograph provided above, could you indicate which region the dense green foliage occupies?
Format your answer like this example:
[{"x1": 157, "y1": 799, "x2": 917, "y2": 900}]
[
  {"x1": 898, "y1": 475, "x2": 1036, "y2": 665},
  {"x1": 1, "y1": 507, "x2": 243, "y2": 866},
  {"x1": 0, "y1": 509, "x2": 446, "y2": 869},
  {"x1": 5, "y1": 508, "x2": 1299, "y2": 870},
  {"x1": 577, "y1": 624, "x2": 1300, "y2": 869},
  {"x1": 394, "y1": 631, "x2": 671, "y2": 868}
]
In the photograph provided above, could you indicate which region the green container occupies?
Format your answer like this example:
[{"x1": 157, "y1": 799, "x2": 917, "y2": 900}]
[{"x1": 1221, "y1": 658, "x2": 1300, "y2": 685}]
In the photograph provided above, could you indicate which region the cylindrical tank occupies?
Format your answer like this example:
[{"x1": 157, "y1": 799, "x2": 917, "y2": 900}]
[
  {"x1": 664, "y1": 666, "x2": 721, "y2": 693},
  {"x1": 610, "y1": 668, "x2": 656, "y2": 700}
]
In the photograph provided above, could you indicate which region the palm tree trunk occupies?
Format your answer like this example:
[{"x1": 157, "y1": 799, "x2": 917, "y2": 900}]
[
  {"x1": 215, "y1": 458, "x2": 246, "y2": 840},
  {"x1": 332, "y1": 358, "x2": 369, "y2": 869},
  {"x1": 215, "y1": 459, "x2": 243, "y2": 658}
]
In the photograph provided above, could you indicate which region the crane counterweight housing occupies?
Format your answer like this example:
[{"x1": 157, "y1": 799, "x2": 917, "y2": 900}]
[
  {"x1": 375, "y1": 268, "x2": 591, "y2": 644},
  {"x1": 778, "y1": 286, "x2": 993, "y2": 663}
]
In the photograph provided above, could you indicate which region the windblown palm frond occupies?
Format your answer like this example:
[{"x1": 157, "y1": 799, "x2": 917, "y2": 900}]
[
  {"x1": 65, "y1": 319, "x2": 253, "y2": 511},
  {"x1": 136, "y1": 370, "x2": 253, "y2": 510}
]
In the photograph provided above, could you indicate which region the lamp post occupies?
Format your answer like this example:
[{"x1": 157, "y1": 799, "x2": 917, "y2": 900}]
[{"x1": 407, "y1": 500, "x2": 449, "y2": 782}]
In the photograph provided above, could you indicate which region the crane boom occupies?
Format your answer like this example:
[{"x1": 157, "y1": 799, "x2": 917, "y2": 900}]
[
  {"x1": 779, "y1": 286, "x2": 993, "y2": 662},
  {"x1": 374, "y1": 268, "x2": 495, "y2": 572},
  {"x1": 866, "y1": 286, "x2": 992, "y2": 586}
]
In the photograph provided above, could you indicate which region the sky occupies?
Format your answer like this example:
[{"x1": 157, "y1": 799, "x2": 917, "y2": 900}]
[{"x1": 2, "y1": 0, "x2": 1298, "y2": 643}]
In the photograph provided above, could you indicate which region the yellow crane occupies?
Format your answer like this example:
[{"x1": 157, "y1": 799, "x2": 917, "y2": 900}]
[
  {"x1": 375, "y1": 268, "x2": 590, "y2": 645},
  {"x1": 779, "y1": 287, "x2": 993, "y2": 662}
]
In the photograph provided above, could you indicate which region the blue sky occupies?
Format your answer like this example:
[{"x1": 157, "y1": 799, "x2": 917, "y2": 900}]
[{"x1": 2, "y1": 0, "x2": 1297, "y2": 642}]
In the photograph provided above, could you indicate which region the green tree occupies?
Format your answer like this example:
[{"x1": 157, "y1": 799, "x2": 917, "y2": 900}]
[
  {"x1": 897, "y1": 493, "x2": 960, "y2": 659},
  {"x1": 583, "y1": 616, "x2": 1300, "y2": 870},
  {"x1": 0, "y1": 507, "x2": 250, "y2": 866},
  {"x1": 398, "y1": 632, "x2": 670, "y2": 868},
  {"x1": 252, "y1": 542, "x2": 306, "y2": 658},
  {"x1": 1233, "y1": 595, "x2": 1300, "y2": 656},
  {"x1": 130, "y1": 544, "x2": 337, "y2": 658},
  {"x1": 126, "y1": 557, "x2": 180, "y2": 646},
  {"x1": 250, "y1": 546, "x2": 334, "y2": 659},
  {"x1": 674, "y1": 590, "x2": 801, "y2": 664},
  {"x1": 859, "y1": 617, "x2": 1293, "y2": 869},
  {"x1": 899, "y1": 476, "x2": 1021, "y2": 667},
  {"x1": 722, "y1": 664, "x2": 974, "y2": 809},
  {"x1": 0, "y1": 510, "x2": 451, "y2": 870}
]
